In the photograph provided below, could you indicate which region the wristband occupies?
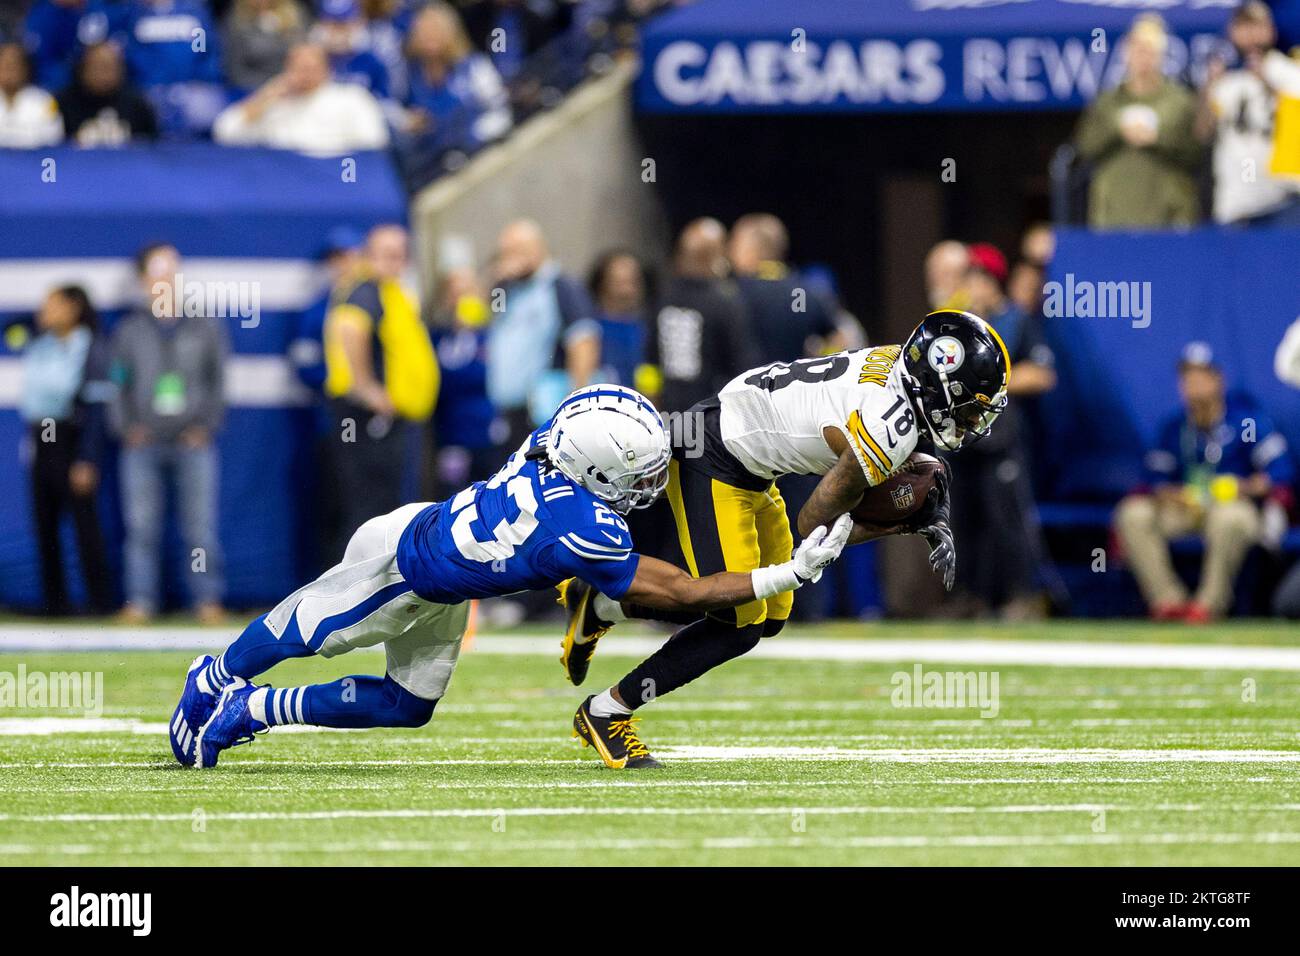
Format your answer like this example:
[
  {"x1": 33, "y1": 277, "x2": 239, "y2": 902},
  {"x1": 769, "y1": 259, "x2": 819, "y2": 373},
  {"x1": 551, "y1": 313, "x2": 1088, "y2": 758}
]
[{"x1": 752, "y1": 562, "x2": 803, "y2": 600}]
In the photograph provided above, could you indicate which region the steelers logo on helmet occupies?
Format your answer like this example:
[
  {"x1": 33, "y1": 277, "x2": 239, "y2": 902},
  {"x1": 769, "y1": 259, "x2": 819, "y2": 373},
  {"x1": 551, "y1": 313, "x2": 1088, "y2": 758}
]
[
  {"x1": 928, "y1": 336, "x2": 965, "y2": 374},
  {"x1": 903, "y1": 309, "x2": 1010, "y2": 452}
]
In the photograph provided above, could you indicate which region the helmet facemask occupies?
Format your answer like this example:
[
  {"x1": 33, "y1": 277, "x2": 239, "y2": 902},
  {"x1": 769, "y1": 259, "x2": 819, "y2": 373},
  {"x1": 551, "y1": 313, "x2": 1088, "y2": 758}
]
[
  {"x1": 902, "y1": 309, "x2": 1011, "y2": 453},
  {"x1": 611, "y1": 447, "x2": 671, "y2": 513},
  {"x1": 545, "y1": 398, "x2": 672, "y2": 514},
  {"x1": 909, "y1": 370, "x2": 1008, "y2": 452}
]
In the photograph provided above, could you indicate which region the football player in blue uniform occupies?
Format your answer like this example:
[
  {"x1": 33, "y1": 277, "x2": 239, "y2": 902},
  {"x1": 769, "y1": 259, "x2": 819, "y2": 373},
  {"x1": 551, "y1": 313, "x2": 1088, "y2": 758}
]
[{"x1": 170, "y1": 385, "x2": 852, "y2": 769}]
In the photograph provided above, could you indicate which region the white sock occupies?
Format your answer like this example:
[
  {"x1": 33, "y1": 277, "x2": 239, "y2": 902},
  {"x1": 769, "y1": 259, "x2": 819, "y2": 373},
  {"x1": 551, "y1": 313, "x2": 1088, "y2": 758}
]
[
  {"x1": 249, "y1": 686, "x2": 309, "y2": 727},
  {"x1": 196, "y1": 669, "x2": 215, "y2": 696},
  {"x1": 198, "y1": 653, "x2": 234, "y2": 695},
  {"x1": 247, "y1": 687, "x2": 271, "y2": 725},
  {"x1": 589, "y1": 688, "x2": 632, "y2": 718},
  {"x1": 592, "y1": 593, "x2": 626, "y2": 624}
]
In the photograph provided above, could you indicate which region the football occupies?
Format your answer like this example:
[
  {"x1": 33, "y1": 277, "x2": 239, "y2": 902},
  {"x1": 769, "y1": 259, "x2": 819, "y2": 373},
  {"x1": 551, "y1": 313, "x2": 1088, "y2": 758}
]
[{"x1": 849, "y1": 452, "x2": 945, "y2": 526}]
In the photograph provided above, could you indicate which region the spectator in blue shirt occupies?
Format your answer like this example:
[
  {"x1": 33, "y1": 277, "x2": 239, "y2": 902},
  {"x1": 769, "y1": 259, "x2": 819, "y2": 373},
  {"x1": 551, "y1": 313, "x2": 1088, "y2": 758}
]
[
  {"x1": 485, "y1": 218, "x2": 599, "y2": 458},
  {"x1": 290, "y1": 225, "x2": 365, "y2": 574},
  {"x1": 314, "y1": 0, "x2": 394, "y2": 100},
  {"x1": 22, "y1": 0, "x2": 99, "y2": 92},
  {"x1": 113, "y1": 0, "x2": 222, "y2": 86},
  {"x1": 291, "y1": 225, "x2": 366, "y2": 394},
  {"x1": 460, "y1": 0, "x2": 564, "y2": 83},
  {"x1": 399, "y1": 1, "x2": 511, "y2": 178},
  {"x1": 359, "y1": 0, "x2": 418, "y2": 102},
  {"x1": 113, "y1": 0, "x2": 227, "y2": 136},
  {"x1": 587, "y1": 247, "x2": 648, "y2": 389},
  {"x1": 728, "y1": 213, "x2": 839, "y2": 362},
  {"x1": 1116, "y1": 342, "x2": 1294, "y2": 623},
  {"x1": 430, "y1": 266, "x2": 500, "y2": 497},
  {"x1": 20, "y1": 285, "x2": 114, "y2": 615}
]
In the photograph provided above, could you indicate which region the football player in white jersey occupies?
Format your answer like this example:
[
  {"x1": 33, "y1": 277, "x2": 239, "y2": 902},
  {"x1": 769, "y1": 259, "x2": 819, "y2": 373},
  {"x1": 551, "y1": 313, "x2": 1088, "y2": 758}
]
[{"x1": 561, "y1": 310, "x2": 1012, "y2": 768}]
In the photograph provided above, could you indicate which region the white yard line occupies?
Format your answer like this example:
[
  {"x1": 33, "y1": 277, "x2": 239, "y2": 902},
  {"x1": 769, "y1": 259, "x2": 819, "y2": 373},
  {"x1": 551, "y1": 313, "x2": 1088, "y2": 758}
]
[
  {"x1": 8, "y1": 777, "x2": 1290, "y2": 794},
  {"x1": 2, "y1": 627, "x2": 1299, "y2": 670},
  {"x1": 4, "y1": 713, "x2": 1300, "y2": 763},
  {"x1": 3, "y1": 745, "x2": 1300, "y2": 769},
  {"x1": 659, "y1": 745, "x2": 1300, "y2": 763},
  {"x1": 6, "y1": 833, "x2": 1300, "y2": 856},
  {"x1": 9, "y1": 779, "x2": 1286, "y2": 794},
  {"x1": 0, "y1": 718, "x2": 327, "y2": 736},
  {"x1": 7, "y1": 803, "x2": 1300, "y2": 824}
]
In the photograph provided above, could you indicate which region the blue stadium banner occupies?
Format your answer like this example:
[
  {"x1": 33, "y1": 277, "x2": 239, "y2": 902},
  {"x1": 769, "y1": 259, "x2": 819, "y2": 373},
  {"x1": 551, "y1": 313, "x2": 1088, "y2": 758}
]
[
  {"x1": 1038, "y1": 228, "x2": 1300, "y2": 504},
  {"x1": 636, "y1": 0, "x2": 1238, "y2": 114},
  {"x1": 0, "y1": 145, "x2": 407, "y2": 610}
]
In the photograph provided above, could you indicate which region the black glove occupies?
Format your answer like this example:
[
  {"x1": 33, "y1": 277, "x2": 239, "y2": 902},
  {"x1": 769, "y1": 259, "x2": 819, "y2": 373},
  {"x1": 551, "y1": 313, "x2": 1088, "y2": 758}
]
[
  {"x1": 897, "y1": 458, "x2": 951, "y2": 534},
  {"x1": 900, "y1": 460, "x2": 956, "y2": 590},
  {"x1": 920, "y1": 520, "x2": 956, "y2": 591}
]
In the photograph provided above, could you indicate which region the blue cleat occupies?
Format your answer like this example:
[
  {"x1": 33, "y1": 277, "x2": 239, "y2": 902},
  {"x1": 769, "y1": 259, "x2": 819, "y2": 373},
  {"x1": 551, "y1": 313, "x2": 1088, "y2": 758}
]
[
  {"x1": 169, "y1": 655, "x2": 218, "y2": 767},
  {"x1": 194, "y1": 678, "x2": 267, "y2": 769}
]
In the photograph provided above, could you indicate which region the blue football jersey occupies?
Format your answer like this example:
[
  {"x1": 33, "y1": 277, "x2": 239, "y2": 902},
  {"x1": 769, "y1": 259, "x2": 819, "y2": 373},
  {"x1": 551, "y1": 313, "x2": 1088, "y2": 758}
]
[{"x1": 396, "y1": 428, "x2": 641, "y2": 604}]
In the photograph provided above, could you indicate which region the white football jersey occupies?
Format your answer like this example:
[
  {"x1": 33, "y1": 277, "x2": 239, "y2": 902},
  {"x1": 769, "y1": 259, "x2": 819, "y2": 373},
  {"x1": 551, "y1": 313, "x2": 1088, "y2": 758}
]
[
  {"x1": 1209, "y1": 68, "x2": 1297, "y2": 222},
  {"x1": 717, "y1": 346, "x2": 919, "y2": 485}
]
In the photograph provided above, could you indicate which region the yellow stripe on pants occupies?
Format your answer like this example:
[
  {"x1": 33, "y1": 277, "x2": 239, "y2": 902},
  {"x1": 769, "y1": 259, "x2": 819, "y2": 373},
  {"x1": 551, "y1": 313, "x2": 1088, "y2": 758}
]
[{"x1": 710, "y1": 478, "x2": 795, "y2": 627}]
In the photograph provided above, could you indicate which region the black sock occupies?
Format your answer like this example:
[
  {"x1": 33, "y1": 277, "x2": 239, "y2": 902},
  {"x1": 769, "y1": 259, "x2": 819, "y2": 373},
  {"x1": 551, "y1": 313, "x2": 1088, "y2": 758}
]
[{"x1": 616, "y1": 617, "x2": 762, "y2": 709}]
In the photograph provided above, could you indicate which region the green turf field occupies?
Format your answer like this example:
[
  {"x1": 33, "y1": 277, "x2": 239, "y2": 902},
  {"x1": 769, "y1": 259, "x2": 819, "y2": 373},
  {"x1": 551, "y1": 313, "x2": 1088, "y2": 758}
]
[{"x1": 2, "y1": 621, "x2": 1299, "y2": 866}]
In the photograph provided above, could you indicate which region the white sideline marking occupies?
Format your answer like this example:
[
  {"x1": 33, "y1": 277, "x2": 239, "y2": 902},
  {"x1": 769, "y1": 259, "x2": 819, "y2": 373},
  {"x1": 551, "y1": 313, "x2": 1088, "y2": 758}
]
[
  {"x1": 3, "y1": 626, "x2": 1300, "y2": 670},
  {"x1": 3, "y1": 744, "x2": 1300, "y2": 769},
  {"x1": 3, "y1": 714, "x2": 1300, "y2": 765},
  {"x1": 659, "y1": 745, "x2": 1300, "y2": 763},
  {"x1": 0, "y1": 718, "x2": 321, "y2": 736},
  {"x1": 8, "y1": 803, "x2": 1300, "y2": 824},
  {"x1": 11, "y1": 778, "x2": 1285, "y2": 795},
  {"x1": 6, "y1": 833, "x2": 1300, "y2": 856}
]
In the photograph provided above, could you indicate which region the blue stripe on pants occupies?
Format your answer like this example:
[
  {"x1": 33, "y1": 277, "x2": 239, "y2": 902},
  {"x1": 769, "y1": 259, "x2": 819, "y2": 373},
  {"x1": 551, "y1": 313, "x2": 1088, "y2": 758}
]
[{"x1": 305, "y1": 580, "x2": 414, "y2": 651}]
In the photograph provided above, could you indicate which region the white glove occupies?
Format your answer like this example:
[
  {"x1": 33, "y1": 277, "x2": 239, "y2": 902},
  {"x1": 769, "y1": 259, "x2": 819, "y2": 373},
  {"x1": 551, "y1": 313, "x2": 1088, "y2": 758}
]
[
  {"x1": 753, "y1": 513, "x2": 853, "y2": 599},
  {"x1": 793, "y1": 512, "x2": 853, "y2": 583}
]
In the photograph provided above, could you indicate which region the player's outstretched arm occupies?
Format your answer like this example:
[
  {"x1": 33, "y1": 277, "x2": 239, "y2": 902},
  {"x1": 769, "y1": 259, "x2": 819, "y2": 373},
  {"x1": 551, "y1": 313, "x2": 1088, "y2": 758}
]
[
  {"x1": 623, "y1": 515, "x2": 854, "y2": 612},
  {"x1": 622, "y1": 556, "x2": 758, "y2": 613}
]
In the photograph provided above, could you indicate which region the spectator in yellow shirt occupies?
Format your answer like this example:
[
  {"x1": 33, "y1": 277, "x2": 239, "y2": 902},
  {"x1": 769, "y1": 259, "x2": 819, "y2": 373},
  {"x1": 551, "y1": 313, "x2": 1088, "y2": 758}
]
[{"x1": 323, "y1": 223, "x2": 439, "y2": 557}]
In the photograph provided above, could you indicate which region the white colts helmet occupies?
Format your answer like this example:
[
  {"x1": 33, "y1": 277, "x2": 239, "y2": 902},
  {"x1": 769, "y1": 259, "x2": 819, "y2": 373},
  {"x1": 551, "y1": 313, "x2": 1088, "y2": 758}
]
[{"x1": 545, "y1": 385, "x2": 671, "y2": 513}]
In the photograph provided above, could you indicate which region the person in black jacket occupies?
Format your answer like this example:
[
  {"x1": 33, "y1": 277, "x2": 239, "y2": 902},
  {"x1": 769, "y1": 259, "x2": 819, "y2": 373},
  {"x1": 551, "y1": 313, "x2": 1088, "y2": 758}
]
[
  {"x1": 20, "y1": 285, "x2": 114, "y2": 615},
  {"x1": 57, "y1": 42, "x2": 158, "y2": 145},
  {"x1": 728, "y1": 212, "x2": 840, "y2": 364},
  {"x1": 644, "y1": 217, "x2": 758, "y2": 415}
]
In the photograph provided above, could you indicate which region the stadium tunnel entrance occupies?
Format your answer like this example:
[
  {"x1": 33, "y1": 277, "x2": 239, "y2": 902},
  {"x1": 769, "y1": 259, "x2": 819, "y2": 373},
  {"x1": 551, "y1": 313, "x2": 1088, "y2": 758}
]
[{"x1": 636, "y1": 110, "x2": 1077, "y2": 344}]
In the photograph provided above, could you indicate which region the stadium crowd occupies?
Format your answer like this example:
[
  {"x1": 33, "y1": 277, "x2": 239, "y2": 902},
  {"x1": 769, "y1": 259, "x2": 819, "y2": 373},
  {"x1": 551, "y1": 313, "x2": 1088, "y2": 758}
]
[
  {"x1": 1072, "y1": 4, "x2": 1300, "y2": 227},
  {"x1": 16, "y1": 206, "x2": 1300, "y2": 625},
  {"x1": 0, "y1": 0, "x2": 677, "y2": 184},
  {"x1": 8, "y1": 3, "x2": 1300, "y2": 624}
]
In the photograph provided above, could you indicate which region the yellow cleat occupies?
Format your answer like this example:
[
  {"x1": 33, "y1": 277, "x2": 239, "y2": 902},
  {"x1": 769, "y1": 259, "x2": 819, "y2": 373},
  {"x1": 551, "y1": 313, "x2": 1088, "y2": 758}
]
[
  {"x1": 572, "y1": 695, "x2": 660, "y2": 769},
  {"x1": 557, "y1": 577, "x2": 614, "y2": 686}
]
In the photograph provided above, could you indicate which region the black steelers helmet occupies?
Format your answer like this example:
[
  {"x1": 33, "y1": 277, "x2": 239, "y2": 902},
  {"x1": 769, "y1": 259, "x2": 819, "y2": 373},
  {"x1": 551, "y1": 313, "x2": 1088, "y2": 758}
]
[{"x1": 902, "y1": 310, "x2": 1010, "y2": 452}]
